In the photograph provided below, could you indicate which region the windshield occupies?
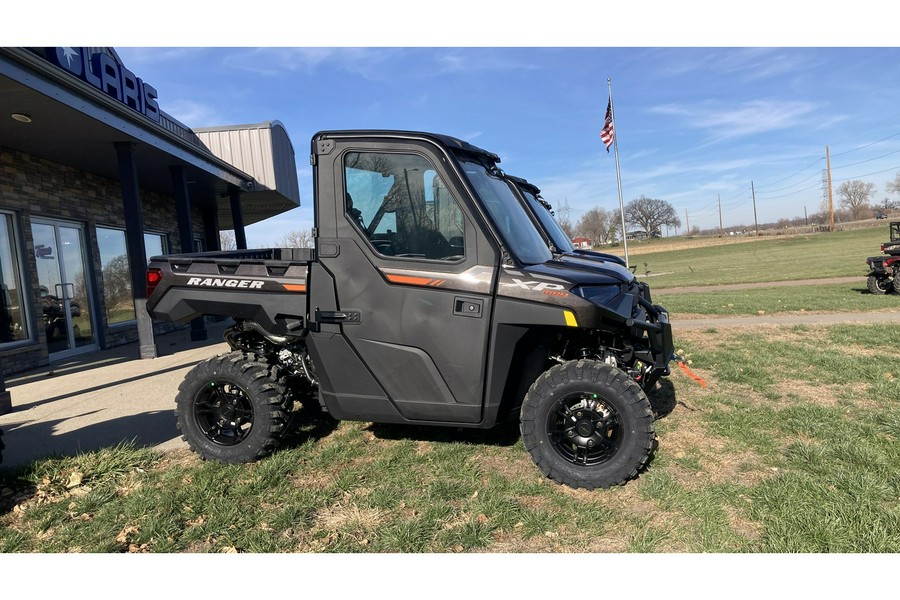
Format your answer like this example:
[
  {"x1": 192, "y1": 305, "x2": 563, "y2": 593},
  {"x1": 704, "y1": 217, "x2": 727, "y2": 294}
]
[
  {"x1": 459, "y1": 159, "x2": 553, "y2": 265},
  {"x1": 520, "y1": 190, "x2": 574, "y2": 254}
]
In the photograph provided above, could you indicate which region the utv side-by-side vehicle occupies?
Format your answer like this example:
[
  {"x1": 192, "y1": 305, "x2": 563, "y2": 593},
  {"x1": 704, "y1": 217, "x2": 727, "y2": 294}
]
[
  {"x1": 865, "y1": 221, "x2": 900, "y2": 295},
  {"x1": 146, "y1": 130, "x2": 675, "y2": 490}
]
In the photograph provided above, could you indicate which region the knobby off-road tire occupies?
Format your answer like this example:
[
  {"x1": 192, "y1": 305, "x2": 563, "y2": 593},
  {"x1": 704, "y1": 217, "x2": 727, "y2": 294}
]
[
  {"x1": 894, "y1": 270, "x2": 900, "y2": 294},
  {"x1": 520, "y1": 360, "x2": 656, "y2": 490},
  {"x1": 175, "y1": 351, "x2": 290, "y2": 463},
  {"x1": 867, "y1": 275, "x2": 891, "y2": 295}
]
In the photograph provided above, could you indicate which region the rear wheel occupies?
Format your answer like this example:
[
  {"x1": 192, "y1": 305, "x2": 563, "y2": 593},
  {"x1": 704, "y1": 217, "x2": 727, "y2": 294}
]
[
  {"x1": 894, "y1": 270, "x2": 900, "y2": 294},
  {"x1": 520, "y1": 360, "x2": 655, "y2": 490},
  {"x1": 867, "y1": 275, "x2": 891, "y2": 295},
  {"x1": 175, "y1": 352, "x2": 290, "y2": 463}
]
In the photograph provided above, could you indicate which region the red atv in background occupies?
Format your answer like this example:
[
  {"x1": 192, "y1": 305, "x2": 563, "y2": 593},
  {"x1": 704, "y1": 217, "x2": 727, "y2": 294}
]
[{"x1": 866, "y1": 221, "x2": 900, "y2": 294}]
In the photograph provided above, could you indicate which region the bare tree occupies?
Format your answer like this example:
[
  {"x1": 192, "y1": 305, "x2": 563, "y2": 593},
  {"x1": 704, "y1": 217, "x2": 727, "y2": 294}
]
[
  {"x1": 623, "y1": 196, "x2": 680, "y2": 236},
  {"x1": 887, "y1": 172, "x2": 900, "y2": 196},
  {"x1": 837, "y1": 180, "x2": 875, "y2": 221},
  {"x1": 278, "y1": 229, "x2": 314, "y2": 248},
  {"x1": 219, "y1": 230, "x2": 237, "y2": 251},
  {"x1": 875, "y1": 197, "x2": 898, "y2": 212},
  {"x1": 554, "y1": 217, "x2": 575, "y2": 239},
  {"x1": 576, "y1": 207, "x2": 618, "y2": 245}
]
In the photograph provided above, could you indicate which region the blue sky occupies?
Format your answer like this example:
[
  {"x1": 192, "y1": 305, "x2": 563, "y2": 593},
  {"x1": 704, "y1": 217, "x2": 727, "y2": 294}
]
[
  {"x1": 111, "y1": 45, "x2": 900, "y2": 245},
  {"x1": 26, "y1": 3, "x2": 899, "y2": 247}
]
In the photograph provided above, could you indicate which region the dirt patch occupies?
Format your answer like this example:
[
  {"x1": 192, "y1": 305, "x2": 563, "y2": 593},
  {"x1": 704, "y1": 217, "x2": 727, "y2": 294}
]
[
  {"x1": 663, "y1": 410, "x2": 771, "y2": 489},
  {"x1": 655, "y1": 276, "x2": 864, "y2": 295},
  {"x1": 471, "y1": 452, "x2": 538, "y2": 482}
]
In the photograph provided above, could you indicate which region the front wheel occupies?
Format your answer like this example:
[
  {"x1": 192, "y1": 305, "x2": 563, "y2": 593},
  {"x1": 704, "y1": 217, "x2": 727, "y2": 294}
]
[
  {"x1": 175, "y1": 352, "x2": 290, "y2": 463},
  {"x1": 520, "y1": 360, "x2": 656, "y2": 490}
]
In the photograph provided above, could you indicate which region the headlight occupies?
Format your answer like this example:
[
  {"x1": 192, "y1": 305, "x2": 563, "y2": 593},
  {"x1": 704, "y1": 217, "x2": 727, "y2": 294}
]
[{"x1": 572, "y1": 284, "x2": 623, "y2": 305}]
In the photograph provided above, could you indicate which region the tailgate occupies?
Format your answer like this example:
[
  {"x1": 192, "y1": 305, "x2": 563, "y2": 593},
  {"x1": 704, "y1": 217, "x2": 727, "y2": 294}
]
[{"x1": 146, "y1": 249, "x2": 312, "y2": 336}]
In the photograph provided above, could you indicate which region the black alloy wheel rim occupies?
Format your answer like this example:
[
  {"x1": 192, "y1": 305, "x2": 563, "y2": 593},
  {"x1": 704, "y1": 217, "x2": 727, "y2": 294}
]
[
  {"x1": 547, "y1": 392, "x2": 622, "y2": 466},
  {"x1": 194, "y1": 381, "x2": 254, "y2": 446}
]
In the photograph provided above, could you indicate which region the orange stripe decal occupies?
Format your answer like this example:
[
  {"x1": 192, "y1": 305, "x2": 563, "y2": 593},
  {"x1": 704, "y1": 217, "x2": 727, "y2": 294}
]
[
  {"x1": 386, "y1": 274, "x2": 435, "y2": 286},
  {"x1": 283, "y1": 284, "x2": 307, "y2": 292}
]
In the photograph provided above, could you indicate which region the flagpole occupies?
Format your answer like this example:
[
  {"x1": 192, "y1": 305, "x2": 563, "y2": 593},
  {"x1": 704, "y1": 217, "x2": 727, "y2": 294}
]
[{"x1": 607, "y1": 78, "x2": 630, "y2": 270}]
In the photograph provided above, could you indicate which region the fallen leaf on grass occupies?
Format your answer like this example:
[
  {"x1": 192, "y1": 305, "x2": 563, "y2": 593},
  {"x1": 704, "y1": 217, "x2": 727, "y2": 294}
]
[
  {"x1": 116, "y1": 525, "x2": 140, "y2": 544},
  {"x1": 66, "y1": 471, "x2": 83, "y2": 489}
]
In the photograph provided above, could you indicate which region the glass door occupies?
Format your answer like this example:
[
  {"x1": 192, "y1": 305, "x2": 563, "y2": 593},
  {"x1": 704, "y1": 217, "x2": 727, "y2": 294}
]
[{"x1": 31, "y1": 219, "x2": 98, "y2": 359}]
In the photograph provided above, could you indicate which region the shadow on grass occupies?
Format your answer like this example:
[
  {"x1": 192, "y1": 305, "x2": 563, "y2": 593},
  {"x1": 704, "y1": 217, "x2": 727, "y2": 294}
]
[
  {"x1": 366, "y1": 419, "x2": 522, "y2": 448},
  {"x1": 280, "y1": 401, "x2": 341, "y2": 449},
  {"x1": 648, "y1": 378, "x2": 678, "y2": 420}
]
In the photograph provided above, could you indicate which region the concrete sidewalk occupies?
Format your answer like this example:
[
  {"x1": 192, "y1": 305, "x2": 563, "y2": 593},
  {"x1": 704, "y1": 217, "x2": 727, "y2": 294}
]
[{"x1": 0, "y1": 322, "x2": 232, "y2": 468}]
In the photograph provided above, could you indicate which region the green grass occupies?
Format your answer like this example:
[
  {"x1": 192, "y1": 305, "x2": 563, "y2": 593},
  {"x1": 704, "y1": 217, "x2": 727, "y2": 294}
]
[
  {"x1": 660, "y1": 283, "x2": 899, "y2": 317},
  {"x1": 625, "y1": 226, "x2": 887, "y2": 288},
  {"x1": 3, "y1": 227, "x2": 899, "y2": 554},
  {"x1": 3, "y1": 324, "x2": 899, "y2": 553}
]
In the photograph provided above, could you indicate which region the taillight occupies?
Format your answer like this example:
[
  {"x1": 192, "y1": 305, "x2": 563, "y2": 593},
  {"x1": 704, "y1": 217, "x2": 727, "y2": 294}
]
[{"x1": 146, "y1": 268, "x2": 162, "y2": 298}]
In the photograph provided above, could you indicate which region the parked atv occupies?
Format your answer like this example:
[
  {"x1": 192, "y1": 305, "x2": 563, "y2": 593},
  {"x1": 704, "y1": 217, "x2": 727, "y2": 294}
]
[{"x1": 865, "y1": 221, "x2": 900, "y2": 294}]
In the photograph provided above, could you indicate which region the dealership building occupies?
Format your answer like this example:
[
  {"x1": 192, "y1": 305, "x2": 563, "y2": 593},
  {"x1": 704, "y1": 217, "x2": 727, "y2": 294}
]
[{"x1": 0, "y1": 47, "x2": 301, "y2": 409}]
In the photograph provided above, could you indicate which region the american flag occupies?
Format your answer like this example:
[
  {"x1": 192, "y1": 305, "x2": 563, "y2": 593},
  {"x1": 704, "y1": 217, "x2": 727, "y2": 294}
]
[{"x1": 600, "y1": 99, "x2": 614, "y2": 152}]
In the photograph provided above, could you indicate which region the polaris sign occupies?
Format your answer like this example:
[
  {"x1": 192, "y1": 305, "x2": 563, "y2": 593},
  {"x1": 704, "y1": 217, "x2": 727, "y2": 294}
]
[{"x1": 47, "y1": 48, "x2": 160, "y2": 123}]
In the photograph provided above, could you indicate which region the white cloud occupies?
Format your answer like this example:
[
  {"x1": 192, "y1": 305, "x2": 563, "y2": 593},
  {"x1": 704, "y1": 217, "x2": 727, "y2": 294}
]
[
  {"x1": 163, "y1": 99, "x2": 224, "y2": 128},
  {"x1": 650, "y1": 99, "x2": 820, "y2": 140}
]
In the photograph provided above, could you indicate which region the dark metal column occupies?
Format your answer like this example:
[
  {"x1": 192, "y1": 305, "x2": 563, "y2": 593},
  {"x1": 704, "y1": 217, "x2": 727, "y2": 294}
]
[
  {"x1": 171, "y1": 165, "x2": 207, "y2": 342},
  {"x1": 115, "y1": 141, "x2": 157, "y2": 359},
  {"x1": 202, "y1": 203, "x2": 221, "y2": 251},
  {"x1": 229, "y1": 185, "x2": 247, "y2": 250},
  {"x1": 171, "y1": 166, "x2": 194, "y2": 253},
  {"x1": 0, "y1": 355, "x2": 11, "y2": 415}
]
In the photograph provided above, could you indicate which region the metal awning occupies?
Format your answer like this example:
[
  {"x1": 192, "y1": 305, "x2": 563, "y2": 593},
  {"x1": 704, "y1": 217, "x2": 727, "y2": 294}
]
[{"x1": 0, "y1": 48, "x2": 298, "y2": 228}]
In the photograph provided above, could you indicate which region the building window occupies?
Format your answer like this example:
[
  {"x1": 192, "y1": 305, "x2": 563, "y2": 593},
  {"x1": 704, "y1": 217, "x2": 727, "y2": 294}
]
[
  {"x1": 97, "y1": 228, "x2": 169, "y2": 325},
  {"x1": 0, "y1": 212, "x2": 30, "y2": 344},
  {"x1": 97, "y1": 227, "x2": 135, "y2": 325},
  {"x1": 344, "y1": 152, "x2": 465, "y2": 261},
  {"x1": 144, "y1": 232, "x2": 167, "y2": 260}
]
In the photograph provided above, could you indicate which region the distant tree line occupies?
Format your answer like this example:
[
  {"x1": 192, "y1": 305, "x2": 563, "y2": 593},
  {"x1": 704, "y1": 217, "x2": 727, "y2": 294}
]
[
  {"x1": 218, "y1": 172, "x2": 900, "y2": 253},
  {"x1": 564, "y1": 196, "x2": 681, "y2": 246}
]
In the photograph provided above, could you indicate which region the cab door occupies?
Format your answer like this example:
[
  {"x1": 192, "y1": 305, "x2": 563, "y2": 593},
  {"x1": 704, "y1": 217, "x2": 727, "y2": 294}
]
[{"x1": 309, "y1": 135, "x2": 498, "y2": 424}]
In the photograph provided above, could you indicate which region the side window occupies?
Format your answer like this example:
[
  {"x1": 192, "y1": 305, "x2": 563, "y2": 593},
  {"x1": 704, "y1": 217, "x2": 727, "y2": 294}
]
[{"x1": 344, "y1": 151, "x2": 465, "y2": 261}]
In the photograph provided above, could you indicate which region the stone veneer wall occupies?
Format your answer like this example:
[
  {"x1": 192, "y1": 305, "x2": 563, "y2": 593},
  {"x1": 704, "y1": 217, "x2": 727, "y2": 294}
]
[{"x1": 0, "y1": 146, "x2": 207, "y2": 375}]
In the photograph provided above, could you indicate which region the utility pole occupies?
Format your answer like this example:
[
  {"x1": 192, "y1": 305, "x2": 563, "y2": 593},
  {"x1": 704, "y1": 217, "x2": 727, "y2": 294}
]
[
  {"x1": 685, "y1": 208, "x2": 690, "y2": 236},
  {"x1": 826, "y1": 145, "x2": 834, "y2": 231},
  {"x1": 718, "y1": 194, "x2": 723, "y2": 236},
  {"x1": 751, "y1": 180, "x2": 759, "y2": 236},
  {"x1": 804, "y1": 205, "x2": 808, "y2": 226}
]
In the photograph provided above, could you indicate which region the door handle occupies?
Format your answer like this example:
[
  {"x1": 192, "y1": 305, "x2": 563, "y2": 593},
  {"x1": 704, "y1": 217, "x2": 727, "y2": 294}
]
[
  {"x1": 55, "y1": 283, "x2": 75, "y2": 300},
  {"x1": 315, "y1": 308, "x2": 361, "y2": 324},
  {"x1": 318, "y1": 311, "x2": 349, "y2": 322},
  {"x1": 453, "y1": 297, "x2": 483, "y2": 318}
]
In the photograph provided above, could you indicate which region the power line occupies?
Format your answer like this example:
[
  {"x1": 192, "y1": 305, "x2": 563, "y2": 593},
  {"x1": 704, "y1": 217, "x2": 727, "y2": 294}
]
[
  {"x1": 753, "y1": 156, "x2": 824, "y2": 190},
  {"x1": 832, "y1": 163, "x2": 900, "y2": 183},
  {"x1": 832, "y1": 148, "x2": 900, "y2": 171},
  {"x1": 830, "y1": 130, "x2": 900, "y2": 158}
]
